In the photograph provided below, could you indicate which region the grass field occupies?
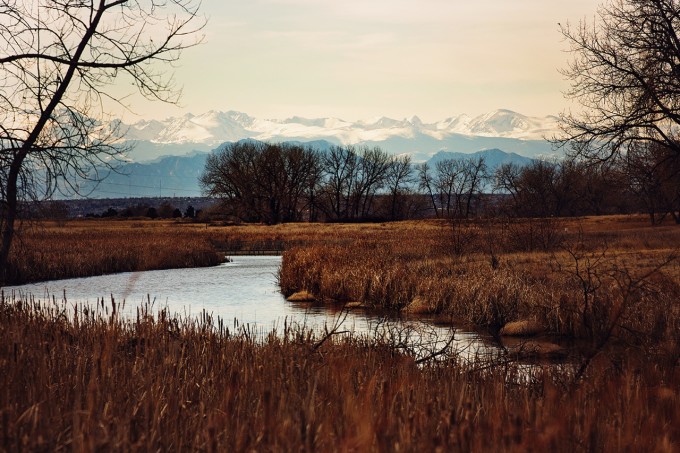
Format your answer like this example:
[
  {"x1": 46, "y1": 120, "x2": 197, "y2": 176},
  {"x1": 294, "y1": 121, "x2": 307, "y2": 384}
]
[
  {"x1": 2, "y1": 215, "x2": 679, "y2": 450},
  {"x1": 8, "y1": 216, "x2": 680, "y2": 341}
]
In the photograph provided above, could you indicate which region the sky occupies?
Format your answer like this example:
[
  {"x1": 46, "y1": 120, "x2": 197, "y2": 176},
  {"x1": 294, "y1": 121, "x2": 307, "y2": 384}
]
[{"x1": 112, "y1": 0, "x2": 601, "y2": 123}]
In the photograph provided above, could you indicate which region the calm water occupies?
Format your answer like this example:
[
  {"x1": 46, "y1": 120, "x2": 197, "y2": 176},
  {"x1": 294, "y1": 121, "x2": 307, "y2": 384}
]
[{"x1": 4, "y1": 256, "x2": 498, "y2": 363}]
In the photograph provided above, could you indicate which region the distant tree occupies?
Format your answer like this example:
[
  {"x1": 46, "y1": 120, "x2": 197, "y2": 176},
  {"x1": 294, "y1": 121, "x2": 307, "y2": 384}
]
[
  {"x1": 385, "y1": 155, "x2": 414, "y2": 220},
  {"x1": 184, "y1": 205, "x2": 196, "y2": 219},
  {"x1": 625, "y1": 142, "x2": 680, "y2": 223},
  {"x1": 422, "y1": 157, "x2": 489, "y2": 219},
  {"x1": 318, "y1": 146, "x2": 359, "y2": 220},
  {"x1": 39, "y1": 201, "x2": 69, "y2": 220},
  {"x1": 494, "y1": 159, "x2": 623, "y2": 217},
  {"x1": 172, "y1": 208, "x2": 183, "y2": 219},
  {"x1": 316, "y1": 145, "x2": 392, "y2": 221},
  {"x1": 433, "y1": 159, "x2": 463, "y2": 217},
  {"x1": 157, "y1": 202, "x2": 175, "y2": 219},
  {"x1": 146, "y1": 207, "x2": 158, "y2": 219},
  {"x1": 350, "y1": 147, "x2": 391, "y2": 218},
  {"x1": 121, "y1": 204, "x2": 150, "y2": 218},
  {"x1": 462, "y1": 157, "x2": 489, "y2": 218},
  {"x1": 101, "y1": 207, "x2": 118, "y2": 218},
  {"x1": 494, "y1": 162, "x2": 523, "y2": 211},
  {"x1": 417, "y1": 163, "x2": 440, "y2": 218},
  {"x1": 200, "y1": 142, "x2": 321, "y2": 223},
  {"x1": 268, "y1": 143, "x2": 322, "y2": 222}
]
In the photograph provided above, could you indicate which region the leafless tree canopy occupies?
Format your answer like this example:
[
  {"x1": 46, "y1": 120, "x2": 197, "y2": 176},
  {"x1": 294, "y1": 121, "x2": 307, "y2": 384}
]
[
  {"x1": 557, "y1": 0, "x2": 680, "y2": 161},
  {"x1": 201, "y1": 143, "x2": 426, "y2": 223},
  {"x1": 200, "y1": 142, "x2": 322, "y2": 224},
  {"x1": 0, "y1": 0, "x2": 204, "y2": 281},
  {"x1": 417, "y1": 157, "x2": 489, "y2": 219}
]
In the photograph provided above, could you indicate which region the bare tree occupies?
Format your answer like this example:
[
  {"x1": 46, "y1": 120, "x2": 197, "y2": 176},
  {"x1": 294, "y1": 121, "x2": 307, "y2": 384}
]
[
  {"x1": 200, "y1": 142, "x2": 321, "y2": 224},
  {"x1": 461, "y1": 157, "x2": 489, "y2": 218},
  {"x1": 426, "y1": 157, "x2": 488, "y2": 219},
  {"x1": 625, "y1": 142, "x2": 680, "y2": 223},
  {"x1": 319, "y1": 145, "x2": 359, "y2": 220},
  {"x1": 385, "y1": 154, "x2": 414, "y2": 220},
  {"x1": 351, "y1": 146, "x2": 391, "y2": 219},
  {"x1": 494, "y1": 162, "x2": 522, "y2": 211},
  {"x1": 557, "y1": 0, "x2": 680, "y2": 161},
  {"x1": 434, "y1": 159, "x2": 463, "y2": 217},
  {"x1": 0, "y1": 0, "x2": 204, "y2": 282},
  {"x1": 317, "y1": 145, "x2": 391, "y2": 221},
  {"x1": 417, "y1": 162, "x2": 439, "y2": 218}
]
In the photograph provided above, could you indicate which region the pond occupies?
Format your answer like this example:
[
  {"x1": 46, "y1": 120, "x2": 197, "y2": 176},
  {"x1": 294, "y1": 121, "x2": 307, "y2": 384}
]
[{"x1": 4, "y1": 256, "x2": 499, "y2": 364}]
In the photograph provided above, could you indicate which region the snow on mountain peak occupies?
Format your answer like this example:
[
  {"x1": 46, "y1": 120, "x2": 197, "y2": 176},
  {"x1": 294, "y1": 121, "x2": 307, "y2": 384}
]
[
  {"x1": 409, "y1": 115, "x2": 423, "y2": 126},
  {"x1": 466, "y1": 109, "x2": 558, "y2": 139},
  {"x1": 117, "y1": 109, "x2": 558, "y2": 146}
]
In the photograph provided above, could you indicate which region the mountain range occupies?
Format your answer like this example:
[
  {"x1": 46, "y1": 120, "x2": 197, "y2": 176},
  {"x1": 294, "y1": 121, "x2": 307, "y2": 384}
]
[
  {"x1": 117, "y1": 109, "x2": 561, "y2": 162},
  {"x1": 70, "y1": 109, "x2": 560, "y2": 199}
]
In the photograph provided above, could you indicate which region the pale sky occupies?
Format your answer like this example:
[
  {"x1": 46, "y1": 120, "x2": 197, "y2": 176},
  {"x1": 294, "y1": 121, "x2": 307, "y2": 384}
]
[{"x1": 112, "y1": 0, "x2": 601, "y2": 123}]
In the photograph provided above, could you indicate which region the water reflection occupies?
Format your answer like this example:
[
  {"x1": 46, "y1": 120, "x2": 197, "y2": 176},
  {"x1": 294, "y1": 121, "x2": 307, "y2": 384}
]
[{"x1": 5, "y1": 255, "x2": 499, "y2": 363}]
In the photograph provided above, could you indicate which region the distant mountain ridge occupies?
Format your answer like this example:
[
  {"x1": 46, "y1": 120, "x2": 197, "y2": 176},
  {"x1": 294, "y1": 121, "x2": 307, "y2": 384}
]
[
  {"x1": 124, "y1": 109, "x2": 558, "y2": 144},
  {"x1": 428, "y1": 149, "x2": 534, "y2": 168},
  {"x1": 118, "y1": 109, "x2": 560, "y2": 162},
  {"x1": 76, "y1": 141, "x2": 535, "y2": 199}
]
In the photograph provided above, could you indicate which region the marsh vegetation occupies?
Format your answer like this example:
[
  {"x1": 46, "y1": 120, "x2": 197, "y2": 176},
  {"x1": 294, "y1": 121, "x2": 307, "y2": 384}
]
[
  {"x1": 1, "y1": 216, "x2": 679, "y2": 450},
  {"x1": 1, "y1": 295, "x2": 678, "y2": 451}
]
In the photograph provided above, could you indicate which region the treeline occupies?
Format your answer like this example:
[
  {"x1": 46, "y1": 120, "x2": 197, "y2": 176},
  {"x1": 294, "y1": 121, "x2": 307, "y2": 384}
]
[
  {"x1": 199, "y1": 141, "x2": 680, "y2": 224},
  {"x1": 199, "y1": 141, "x2": 419, "y2": 223},
  {"x1": 85, "y1": 202, "x2": 200, "y2": 220},
  {"x1": 36, "y1": 202, "x2": 202, "y2": 220},
  {"x1": 495, "y1": 141, "x2": 680, "y2": 223}
]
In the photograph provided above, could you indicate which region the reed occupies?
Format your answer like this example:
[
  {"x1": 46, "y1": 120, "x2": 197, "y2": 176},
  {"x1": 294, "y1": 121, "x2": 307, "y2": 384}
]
[
  {"x1": 1, "y1": 296, "x2": 678, "y2": 451},
  {"x1": 6, "y1": 220, "x2": 222, "y2": 284},
  {"x1": 2, "y1": 218, "x2": 470, "y2": 284},
  {"x1": 7, "y1": 216, "x2": 680, "y2": 346},
  {"x1": 279, "y1": 216, "x2": 680, "y2": 347}
]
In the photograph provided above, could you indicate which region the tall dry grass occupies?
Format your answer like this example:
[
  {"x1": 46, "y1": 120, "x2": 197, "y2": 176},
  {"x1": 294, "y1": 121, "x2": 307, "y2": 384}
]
[
  {"x1": 10, "y1": 216, "x2": 680, "y2": 345},
  {"x1": 1, "y1": 296, "x2": 678, "y2": 451},
  {"x1": 6, "y1": 218, "x2": 448, "y2": 284},
  {"x1": 279, "y1": 216, "x2": 680, "y2": 348},
  {"x1": 6, "y1": 220, "x2": 222, "y2": 284}
]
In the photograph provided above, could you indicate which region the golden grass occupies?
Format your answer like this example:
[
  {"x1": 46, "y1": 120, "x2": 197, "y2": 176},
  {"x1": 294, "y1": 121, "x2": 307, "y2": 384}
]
[
  {"x1": 499, "y1": 320, "x2": 545, "y2": 336},
  {"x1": 7, "y1": 218, "x2": 448, "y2": 284},
  {"x1": 278, "y1": 216, "x2": 680, "y2": 345},
  {"x1": 1, "y1": 296, "x2": 678, "y2": 451},
  {"x1": 8, "y1": 215, "x2": 680, "y2": 347},
  {"x1": 7, "y1": 219, "x2": 222, "y2": 284}
]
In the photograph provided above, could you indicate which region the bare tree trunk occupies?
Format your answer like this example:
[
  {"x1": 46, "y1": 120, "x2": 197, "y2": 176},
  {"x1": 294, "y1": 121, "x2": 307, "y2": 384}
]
[{"x1": 0, "y1": 161, "x2": 20, "y2": 284}]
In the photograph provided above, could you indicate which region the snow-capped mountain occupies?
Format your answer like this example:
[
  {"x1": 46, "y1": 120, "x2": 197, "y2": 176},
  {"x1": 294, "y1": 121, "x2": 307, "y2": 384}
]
[
  {"x1": 128, "y1": 111, "x2": 255, "y2": 144},
  {"x1": 116, "y1": 109, "x2": 560, "y2": 162},
  {"x1": 122, "y1": 109, "x2": 557, "y2": 144}
]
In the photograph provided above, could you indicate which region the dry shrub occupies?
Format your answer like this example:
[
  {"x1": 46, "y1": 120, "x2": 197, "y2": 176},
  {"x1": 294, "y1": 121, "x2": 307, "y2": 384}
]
[
  {"x1": 505, "y1": 217, "x2": 565, "y2": 252},
  {"x1": 282, "y1": 245, "x2": 554, "y2": 329},
  {"x1": 499, "y1": 320, "x2": 545, "y2": 336},
  {"x1": 286, "y1": 290, "x2": 316, "y2": 302}
]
